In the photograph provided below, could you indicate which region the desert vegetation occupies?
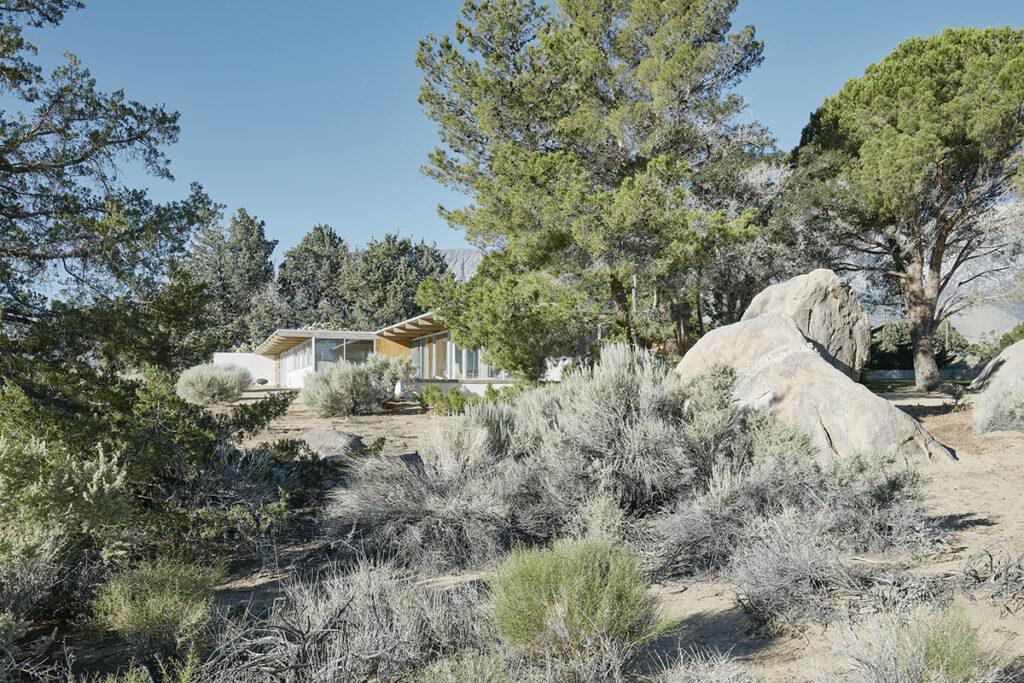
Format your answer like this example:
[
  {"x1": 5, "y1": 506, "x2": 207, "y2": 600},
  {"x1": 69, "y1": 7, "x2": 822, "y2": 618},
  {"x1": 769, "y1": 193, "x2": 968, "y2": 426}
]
[
  {"x1": 3, "y1": 0, "x2": 1023, "y2": 680},
  {"x1": 175, "y1": 363, "x2": 253, "y2": 405},
  {"x1": 302, "y1": 353, "x2": 413, "y2": 417}
]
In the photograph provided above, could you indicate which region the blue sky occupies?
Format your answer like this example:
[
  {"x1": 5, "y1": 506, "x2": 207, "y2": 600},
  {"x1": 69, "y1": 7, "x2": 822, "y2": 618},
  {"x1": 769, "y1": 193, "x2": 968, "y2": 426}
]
[{"x1": 22, "y1": 1, "x2": 1023, "y2": 255}]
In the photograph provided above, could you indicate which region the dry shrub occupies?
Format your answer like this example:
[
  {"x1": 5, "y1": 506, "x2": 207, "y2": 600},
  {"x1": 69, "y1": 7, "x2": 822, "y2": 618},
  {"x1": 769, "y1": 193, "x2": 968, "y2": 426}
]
[
  {"x1": 175, "y1": 364, "x2": 252, "y2": 405},
  {"x1": 654, "y1": 647, "x2": 758, "y2": 682},
  {"x1": 656, "y1": 451, "x2": 930, "y2": 577},
  {"x1": 728, "y1": 510, "x2": 857, "y2": 630},
  {"x1": 326, "y1": 418, "x2": 534, "y2": 571},
  {"x1": 199, "y1": 561, "x2": 489, "y2": 682},
  {"x1": 842, "y1": 607, "x2": 1007, "y2": 683},
  {"x1": 302, "y1": 353, "x2": 412, "y2": 417},
  {"x1": 961, "y1": 545, "x2": 1024, "y2": 615}
]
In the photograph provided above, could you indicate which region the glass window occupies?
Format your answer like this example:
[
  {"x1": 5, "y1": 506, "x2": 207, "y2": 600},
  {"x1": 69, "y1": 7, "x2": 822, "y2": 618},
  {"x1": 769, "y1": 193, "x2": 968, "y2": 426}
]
[
  {"x1": 344, "y1": 339, "x2": 373, "y2": 364},
  {"x1": 315, "y1": 339, "x2": 340, "y2": 369},
  {"x1": 410, "y1": 338, "x2": 424, "y2": 379},
  {"x1": 452, "y1": 342, "x2": 464, "y2": 379},
  {"x1": 282, "y1": 339, "x2": 313, "y2": 373},
  {"x1": 465, "y1": 348, "x2": 479, "y2": 379}
]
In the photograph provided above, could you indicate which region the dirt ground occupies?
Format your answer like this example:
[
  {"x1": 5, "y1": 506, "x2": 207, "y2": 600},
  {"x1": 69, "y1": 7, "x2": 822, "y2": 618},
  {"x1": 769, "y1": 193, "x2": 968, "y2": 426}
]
[
  {"x1": 653, "y1": 392, "x2": 1024, "y2": 681},
  {"x1": 223, "y1": 393, "x2": 1024, "y2": 681},
  {"x1": 243, "y1": 395, "x2": 438, "y2": 459}
]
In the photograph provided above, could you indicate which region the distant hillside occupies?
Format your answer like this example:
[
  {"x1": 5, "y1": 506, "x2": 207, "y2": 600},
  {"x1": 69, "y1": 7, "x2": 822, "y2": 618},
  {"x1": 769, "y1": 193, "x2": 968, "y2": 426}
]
[{"x1": 441, "y1": 248, "x2": 483, "y2": 282}]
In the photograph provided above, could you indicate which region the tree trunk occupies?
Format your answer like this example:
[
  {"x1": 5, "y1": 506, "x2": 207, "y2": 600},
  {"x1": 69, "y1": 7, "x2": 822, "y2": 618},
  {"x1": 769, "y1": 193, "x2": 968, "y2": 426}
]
[
  {"x1": 670, "y1": 298, "x2": 692, "y2": 354},
  {"x1": 609, "y1": 274, "x2": 638, "y2": 346},
  {"x1": 907, "y1": 304, "x2": 941, "y2": 391}
]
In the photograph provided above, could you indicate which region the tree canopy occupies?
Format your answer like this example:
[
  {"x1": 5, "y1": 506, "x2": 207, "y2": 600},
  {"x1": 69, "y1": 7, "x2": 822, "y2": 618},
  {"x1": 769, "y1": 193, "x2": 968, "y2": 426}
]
[
  {"x1": 182, "y1": 208, "x2": 277, "y2": 349},
  {"x1": 787, "y1": 27, "x2": 1024, "y2": 388},
  {"x1": 276, "y1": 224, "x2": 356, "y2": 328},
  {"x1": 417, "y1": 0, "x2": 766, "y2": 352},
  {"x1": 348, "y1": 234, "x2": 448, "y2": 330},
  {"x1": 0, "y1": 1, "x2": 213, "y2": 329}
]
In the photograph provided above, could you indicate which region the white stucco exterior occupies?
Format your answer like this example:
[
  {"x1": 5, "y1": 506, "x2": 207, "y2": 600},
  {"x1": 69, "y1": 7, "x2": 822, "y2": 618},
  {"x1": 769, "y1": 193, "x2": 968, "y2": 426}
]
[{"x1": 212, "y1": 352, "x2": 277, "y2": 386}]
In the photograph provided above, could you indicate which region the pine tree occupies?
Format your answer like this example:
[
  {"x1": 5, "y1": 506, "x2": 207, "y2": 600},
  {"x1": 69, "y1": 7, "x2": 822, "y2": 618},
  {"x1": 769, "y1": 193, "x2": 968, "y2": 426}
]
[
  {"x1": 277, "y1": 224, "x2": 356, "y2": 327},
  {"x1": 183, "y1": 208, "x2": 277, "y2": 348},
  {"x1": 349, "y1": 234, "x2": 448, "y2": 330}
]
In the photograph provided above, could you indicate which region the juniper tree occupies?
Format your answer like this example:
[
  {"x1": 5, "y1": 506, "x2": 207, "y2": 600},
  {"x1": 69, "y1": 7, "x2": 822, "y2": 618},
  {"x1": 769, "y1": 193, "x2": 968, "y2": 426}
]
[
  {"x1": 417, "y1": 0, "x2": 764, "y2": 348},
  {"x1": 277, "y1": 224, "x2": 356, "y2": 328},
  {"x1": 0, "y1": 0, "x2": 214, "y2": 413},
  {"x1": 183, "y1": 208, "x2": 277, "y2": 348},
  {"x1": 0, "y1": 1, "x2": 212, "y2": 329},
  {"x1": 787, "y1": 28, "x2": 1024, "y2": 390},
  {"x1": 348, "y1": 234, "x2": 448, "y2": 330}
]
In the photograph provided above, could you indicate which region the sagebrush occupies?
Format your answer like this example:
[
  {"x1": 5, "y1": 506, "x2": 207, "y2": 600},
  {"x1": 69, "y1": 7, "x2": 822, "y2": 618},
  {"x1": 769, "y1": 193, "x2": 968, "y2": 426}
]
[
  {"x1": 842, "y1": 607, "x2": 1005, "y2": 683},
  {"x1": 197, "y1": 561, "x2": 489, "y2": 682},
  {"x1": 175, "y1": 364, "x2": 252, "y2": 405},
  {"x1": 302, "y1": 353, "x2": 412, "y2": 417}
]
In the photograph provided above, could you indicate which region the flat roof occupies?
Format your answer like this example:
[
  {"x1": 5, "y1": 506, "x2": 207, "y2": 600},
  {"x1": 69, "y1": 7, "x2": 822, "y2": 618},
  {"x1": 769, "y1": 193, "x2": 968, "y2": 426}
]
[
  {"x1": 255, "y1": 328, "x2": 375, "y2": 356},
  {"x1": 374, "y1": 311, "x2": 447, "y2": 341}
]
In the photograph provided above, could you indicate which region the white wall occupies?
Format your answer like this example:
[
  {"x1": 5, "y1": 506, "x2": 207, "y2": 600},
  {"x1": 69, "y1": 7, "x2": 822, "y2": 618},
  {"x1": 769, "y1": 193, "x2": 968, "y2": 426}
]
[
  {"x1": 284, "y1": 366, "x2": 313, "y2": 389},
  {"x1": 212, "y1": 352, "x2": 277, "y2": 386}
]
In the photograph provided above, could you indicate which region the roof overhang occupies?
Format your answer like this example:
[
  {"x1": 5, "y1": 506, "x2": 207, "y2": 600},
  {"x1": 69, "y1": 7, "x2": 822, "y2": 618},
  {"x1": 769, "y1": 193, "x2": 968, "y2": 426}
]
[
  {"x1": 254, "y1": 329, "x2": 376, "y2": 356},
  {"x1": 374, "y1": 311, "x2": 446, "y2": 341}
]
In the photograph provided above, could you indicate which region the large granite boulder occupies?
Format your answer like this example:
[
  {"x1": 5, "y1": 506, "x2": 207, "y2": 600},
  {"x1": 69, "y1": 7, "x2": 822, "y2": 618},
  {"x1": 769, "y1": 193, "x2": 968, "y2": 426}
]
[
  {"x1": 677, "y1": 314, "x2": 954, "y2": 463},
  {"x1": 742, "y1": 269, "x2": 872, "y2": 380},
  {"x1": 970, "y1": 339, "x2": 1024, "y2": 391},
  {"x1": 298, "y1": 428, "x2": 365, "y2": 461}
]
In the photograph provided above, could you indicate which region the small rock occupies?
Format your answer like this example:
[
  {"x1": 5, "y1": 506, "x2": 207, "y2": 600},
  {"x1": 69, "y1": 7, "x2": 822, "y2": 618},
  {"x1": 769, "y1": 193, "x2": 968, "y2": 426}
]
[{"x1": 298, "y1": 428, "x2": 365, "y2": 461}]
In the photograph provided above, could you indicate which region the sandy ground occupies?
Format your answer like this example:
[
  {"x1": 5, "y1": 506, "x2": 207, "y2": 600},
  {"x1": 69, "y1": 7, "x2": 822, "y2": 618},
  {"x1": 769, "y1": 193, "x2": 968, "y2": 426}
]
[
  {"x1": 243, "y1": 394, "x2": 439, "y2": 459},
  {"x1": 223, "y1": 392, "x2": 1024, "y2": 681},
  {"x1": 651, "y1": 392, "x2": 1024, "y2": 681}
]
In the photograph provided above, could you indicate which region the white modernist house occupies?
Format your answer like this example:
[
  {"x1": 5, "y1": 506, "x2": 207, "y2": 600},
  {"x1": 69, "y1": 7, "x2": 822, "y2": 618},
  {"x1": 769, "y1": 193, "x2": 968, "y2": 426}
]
[
  {"x1": 372, "y1": 312, "x2": 514, "y2": 396},
  {"x1": 214, "y1": 329, "x2": 376, "y2": 388},
  {"x1": 211, "y1": 313, "x2": 518, "y2": 395}
]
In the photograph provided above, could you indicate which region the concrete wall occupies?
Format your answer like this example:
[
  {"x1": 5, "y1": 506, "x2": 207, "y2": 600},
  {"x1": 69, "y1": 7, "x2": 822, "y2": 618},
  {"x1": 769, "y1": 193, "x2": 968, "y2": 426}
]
[
  {"x1": 284, "y1": 366, "x2": 313, "y2": 389},
  {"x1": 212, "y1": 352, "x2": 277, "y2": 386}
]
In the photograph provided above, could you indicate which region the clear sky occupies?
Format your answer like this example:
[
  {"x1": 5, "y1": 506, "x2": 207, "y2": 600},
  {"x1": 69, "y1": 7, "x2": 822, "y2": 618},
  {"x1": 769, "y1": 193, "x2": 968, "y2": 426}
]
[{"x1": 21, "y1": 1, "x2": 1023, "y2": 256}]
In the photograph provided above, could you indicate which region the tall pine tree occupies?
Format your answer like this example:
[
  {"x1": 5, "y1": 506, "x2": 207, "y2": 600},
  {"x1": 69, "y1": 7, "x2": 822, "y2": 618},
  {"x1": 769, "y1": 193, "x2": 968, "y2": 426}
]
[
  {"x1": 184, "y1": 208, "x2": 277, "y2": 348},
  {"x1": 349, "y1": 235, "x2": 448, "y2": 330},
  {"x1": 277, "y1": 224, "x2": 356, "y2": 328}
]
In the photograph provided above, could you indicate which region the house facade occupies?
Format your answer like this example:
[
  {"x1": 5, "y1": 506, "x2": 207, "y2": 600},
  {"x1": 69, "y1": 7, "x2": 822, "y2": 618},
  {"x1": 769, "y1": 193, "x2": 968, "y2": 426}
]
[
  {"x1": 212, "y1": 312, "x2": 513, "y2": 395},
  {"x1": 372, "y1": 312, "x2": 512, "y2": 395},
  {"x1": 215, "y1": 329, "x2": 376, "y2": 388}
]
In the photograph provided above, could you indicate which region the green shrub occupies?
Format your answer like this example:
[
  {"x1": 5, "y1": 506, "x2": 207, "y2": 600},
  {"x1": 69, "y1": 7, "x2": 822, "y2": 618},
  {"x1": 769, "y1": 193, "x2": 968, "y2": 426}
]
[
  {"x1": 421, "y1": 385, "x2": 473, "y2": 415},
  {"x1": 175, "y1": 364, "x2": 252, "y2": 405},
  {"x1": 491, "y1": 538, "x2": 660, "y2": 662},
  {"x1": 974, "y1": 382, "x2": 1024, "y2": 433},
  {"x1": 302, "y1": 353, "x2": 412, "y2": 417},
  {"x1": 844, "y1": 607, "x2": 1004, "y2": 683},
  {"x1": 0, "y1": 438, "x2": 131, "y2": 559},
  {"x1": 92, "y1": 558, "x2": 223, "y2": 658}
]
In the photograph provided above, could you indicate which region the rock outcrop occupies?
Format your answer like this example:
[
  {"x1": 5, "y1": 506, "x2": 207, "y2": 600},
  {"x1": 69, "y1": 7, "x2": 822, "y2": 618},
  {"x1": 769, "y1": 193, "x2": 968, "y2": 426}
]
[
  {"x1": 970, "y1": 339, "x2": 1024, "y2": 391},
  {"x1": 742, "y1": 269, "x2": 872, "y2": 380},
  {"x1": 677, "y1": 314, "x2": 954, "y2": 463},
  {"x1": 298, "y1": 428, "x2": 365, "y2": 461}
]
